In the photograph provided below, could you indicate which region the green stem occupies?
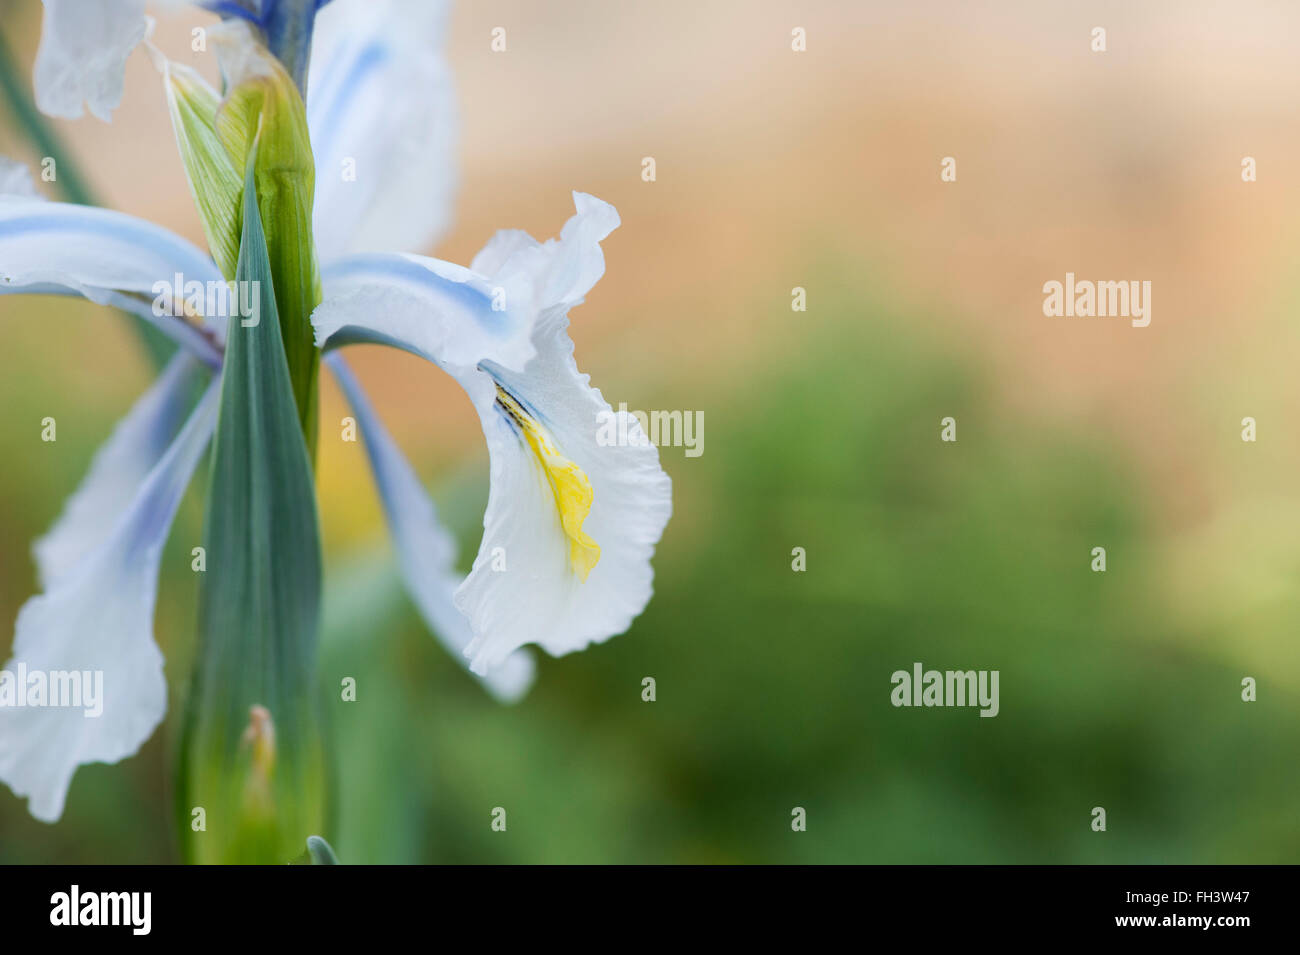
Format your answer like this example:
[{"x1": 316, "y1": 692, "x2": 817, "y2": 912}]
[{"x1": 263, "y1": 0, "x2": 320, "y2": 95}]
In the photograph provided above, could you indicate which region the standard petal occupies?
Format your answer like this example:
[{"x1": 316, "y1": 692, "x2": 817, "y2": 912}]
[
  {"x1": 307, "y1": 0, "x2": 457, "y2": 259},
  {"x1": 0, "y1": 197, "x2": 226, "y2": 365},
  {"x1": 34, "y1": 352, "x2": 204, "y2": 590},
  {"x1": 33, "y1": 0, "x2": 147, "y2": 122},
  {"x1": 326, "y1": 354, "x2": 534, "y2": 702},
  {"x1": 0, "y1": 381, "x2": 219, "y2": 823}
]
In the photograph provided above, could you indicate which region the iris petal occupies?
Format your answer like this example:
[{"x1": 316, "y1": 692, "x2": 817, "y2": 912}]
[
  {"x1": 326, "y1": 354, "x2": 534, "y2": 702},
  {"x1": 0, "y1": 382, "x2": 219, "y2": 823},
  {"x1": 308, "y1": 0, "x2": 457, "y2": 259},
  {"x1": 456, "y1": 310, "x2": 672, "y2": 674},
  {"x1": 315, "y1": 251, "x2": 536, "y2": 372},
  {"x1": 33, "y1": 0, "x2": 147, "y2": 122},
  {"x1": 313, "y1": 193, "x2": 671, "y2": 673},
  {"x1": 35, "y1": 352, "x2": 205, "y2": 590},
  {"x1": 0, "y1": 198, "x2": 227, "y2": 366}
]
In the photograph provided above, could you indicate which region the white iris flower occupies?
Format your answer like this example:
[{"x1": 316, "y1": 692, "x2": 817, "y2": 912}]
[{"x1": 0, "y1": 0, "x2": 671, "y2": 824}]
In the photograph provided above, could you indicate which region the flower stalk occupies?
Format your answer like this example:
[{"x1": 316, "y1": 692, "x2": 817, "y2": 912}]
[{"x1": 177, "y1": 150, "x2": 326, "y2": 864}]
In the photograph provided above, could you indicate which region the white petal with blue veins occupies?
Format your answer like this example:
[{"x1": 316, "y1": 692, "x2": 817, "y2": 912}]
[
  {"x1": 308, "y1": 0, "x2": 457, "y2": 259},
  {"x1": 34, "y1": 352, "x2": 205, "y2": 591},
  {"x1": 0, "y1": 198, "x2": 226, "y2": 365},
  {"x1": 0, "y1": 382, "x2": 219, "y2": 823},
  {"x1": 316, "y1": 193, "x2": 670, "y2": 673}
]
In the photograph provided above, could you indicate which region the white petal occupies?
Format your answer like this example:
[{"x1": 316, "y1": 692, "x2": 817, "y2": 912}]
[
  {"x1": 308, "y1": 0, "x2": 457, "y2": 259},
  {"x1": 454, "y1": 309, "x2": 672, "y2": 673},
  {"x1": 326, "y1": 354, "x2": 534, "y2": 702},
  {"x1": 0, "y1": 158, "x2": 40, "y2": 198},
  {"x1": 33, "y1": 0, "x2": 147, "y2": 122},
  {"x1": 0, "y1": 197, "x2": 226, "y2": 365},
  {"x1": 470, "y1": 192, "x2": 620, "y2": 312},
  {"x1": 315, "y1": 252, "x2": 537, "y2": 372},
  {"x1": 0, "y1": 382, "x2": 219, "y2": 823},
  {"x1": 34, "y1": 352, "x2": 203, "y2": 591},
  {"x1": 314, "y1": 194, "x2": 621, "y2": 373},
  {"x1": 455, "y1": 196, "x2": 666, "y2": 670}
]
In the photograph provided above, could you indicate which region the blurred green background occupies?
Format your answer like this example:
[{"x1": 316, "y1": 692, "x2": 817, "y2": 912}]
[{"x1": 2, "y1": 1, "x2": 1299, "y2": 862}]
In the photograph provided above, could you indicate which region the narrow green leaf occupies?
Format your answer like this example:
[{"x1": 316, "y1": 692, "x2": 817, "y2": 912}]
[
  {"x1": 177, "y1": 149, "x2": 326, "y2": 865},
  {"x1": 161, "y1": 63, "x2": 244, "y2": 281}
]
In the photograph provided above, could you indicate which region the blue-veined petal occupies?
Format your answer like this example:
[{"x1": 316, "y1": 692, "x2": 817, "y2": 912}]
[
  {"x1": 315, "y1": 251, "x2": 537, "y2": 372},
  {"x1": 0, "y1": 381, "x2": 219, "y2": 823},
  {"x1": 307, "y1": 0, "x2": 457, "y2": 259},
  {"x1": 33, "y1": 0, "x2": 147, "y2": 122},
  {"x1": 314, "y1": 193, "x2": 671, "y2": 673},
  {"x1": 0, "y1": 197, "x2": 226, "y2": 366},
  {"x1": 326, "y1": 353, "x2": 534, "y2": 702},
  {"x1": 34, "y1": 352, "x2": 205, "y2": 591}
]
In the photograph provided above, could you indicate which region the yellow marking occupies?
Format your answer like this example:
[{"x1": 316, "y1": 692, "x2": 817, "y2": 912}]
[{"x1": 496, "y1": 386, "x2": 600, "y2": 580}]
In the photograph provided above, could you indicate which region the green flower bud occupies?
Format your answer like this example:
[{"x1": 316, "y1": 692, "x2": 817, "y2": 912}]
[{"x1": 156, "y1": 20, "x2": 321, "y2": 453}]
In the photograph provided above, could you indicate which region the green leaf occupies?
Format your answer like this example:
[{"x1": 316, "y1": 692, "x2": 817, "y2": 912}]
[
  {"x1": 306, "y1": 835, "x2": 340, "y2": 865},
  {"x1": 177, "y1": 149, "x2": 327, "y2": 865},
  {"x1": 161, "y1": 63, "x2": 244, "y2": 282}
]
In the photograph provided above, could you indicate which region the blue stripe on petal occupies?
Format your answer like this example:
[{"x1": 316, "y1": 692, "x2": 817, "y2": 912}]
[
  {"x1": 307, "y1": 43, "x2": 387, "y2": 165},
  {"x1": 316, "y1": 253, "x2": 536, "y2": 372},
  {"x1": 306, "y1": 0, "x2": 456, "y2": 258},
  {"x1": 0, "y1": 208, "x2": 221, "y2": 284},
  {"x1": 34, "y1": 351, "x2": 207, "y2": 590},
  {"x1": 324, "y1": 254, "x2": 499, "y2": 323},
  {"x1": 0, "y1": 200, "x2": 227, "y2": 366}
]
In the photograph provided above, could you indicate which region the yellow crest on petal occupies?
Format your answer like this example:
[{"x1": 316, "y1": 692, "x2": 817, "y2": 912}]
[{"x1": 496, "y1": 386, "x2": 600, "y2": 581}]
